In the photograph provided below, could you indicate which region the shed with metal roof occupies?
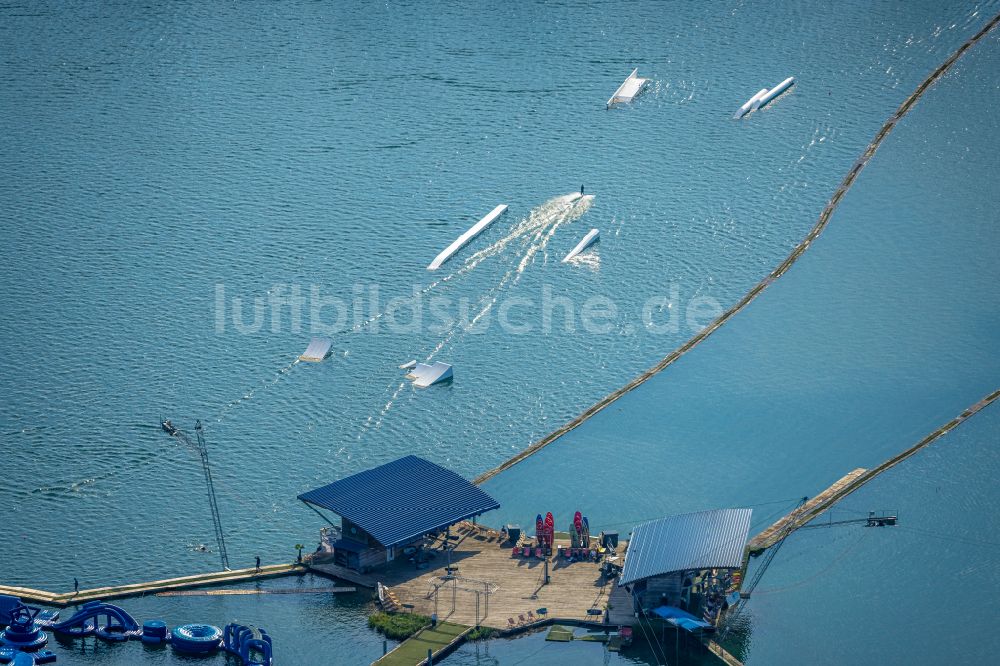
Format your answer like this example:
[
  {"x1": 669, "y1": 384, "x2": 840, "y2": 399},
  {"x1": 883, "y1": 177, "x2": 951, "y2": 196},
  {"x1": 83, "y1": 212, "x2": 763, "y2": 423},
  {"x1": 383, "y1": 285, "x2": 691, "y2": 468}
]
[
  {"x1": 618, "y1": 508, "x2": 752, "y2": 623},
  {"x1": 298, "y1": 455, "x2": 499, "y2": 572},
  {"x1": 620, "y1": 508, "x2": 752, "y2": 586}
]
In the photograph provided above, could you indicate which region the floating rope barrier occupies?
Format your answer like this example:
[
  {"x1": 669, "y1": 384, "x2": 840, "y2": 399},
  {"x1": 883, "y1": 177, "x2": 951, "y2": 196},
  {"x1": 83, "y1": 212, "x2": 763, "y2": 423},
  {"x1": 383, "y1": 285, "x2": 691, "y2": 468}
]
[
  {"x1": 475, "y1": 11, "x2": 1000, "y2": 485},
  {"x1": 796, "y1": 387, "x2": 1000, "y2": 513}
]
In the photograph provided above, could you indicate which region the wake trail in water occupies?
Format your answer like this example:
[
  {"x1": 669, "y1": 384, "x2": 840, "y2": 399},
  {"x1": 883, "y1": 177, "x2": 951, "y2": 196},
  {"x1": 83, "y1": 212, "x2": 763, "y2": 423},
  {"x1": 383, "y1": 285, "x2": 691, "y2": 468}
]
[
  {"x1": 347, "y1": 194, "x2": 591, "y2": 334},
  {"x1": 427, "y1": 194, "x2": 594, "y2": 361},
  {"x1": 209, "y1": 358, "x2": 301, "y2": 426},
  {"x1": 210, "y1": 193, "x2": 593, "y2": 441},
  {"x1": 354, "y1": 193, "x2": 595, "y2": 440}
]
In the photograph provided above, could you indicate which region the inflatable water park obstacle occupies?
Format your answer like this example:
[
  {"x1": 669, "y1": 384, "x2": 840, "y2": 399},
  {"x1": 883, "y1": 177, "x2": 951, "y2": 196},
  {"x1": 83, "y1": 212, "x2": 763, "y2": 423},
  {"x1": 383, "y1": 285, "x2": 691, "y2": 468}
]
[
  {"x1": 0, "y1": 599, "x2": 56, "y2": 630},
  {"x1": 224, "y1": 624, "x2": 273, "y2": 666},
  {"x1": 607, "y1": 68, "x2": 649, "y2": 108},
  {"x1": 299, "y1": 336, "x2": 333, "y2": 362},
  {"x1": 562, "y1": 228, "x2": 600, "y2": 262},
  {"x1": 405, "y1": 361, "x2": 453, "y2": 387},
  {"x1": 734, "y1": 76, "x2": 796, "y2": 118},
  {"x1": 0, "y1": 604, "x2": 50, "y2": 652},
  {"x1": 0, "y1": 648, "x2": 57, "y2": 665},
  {"x1": 0, "y1": 596, "x2": 272, "y2": 666},
  {"x1": 171, "y1": 624, "x2": 222, "y2": 653},
  {"x1": 48, "y1": 601, "x2": 141, "y2": 641},
  {"x1": 427, "y1": 204, "x2": 508, "y2": 270}
]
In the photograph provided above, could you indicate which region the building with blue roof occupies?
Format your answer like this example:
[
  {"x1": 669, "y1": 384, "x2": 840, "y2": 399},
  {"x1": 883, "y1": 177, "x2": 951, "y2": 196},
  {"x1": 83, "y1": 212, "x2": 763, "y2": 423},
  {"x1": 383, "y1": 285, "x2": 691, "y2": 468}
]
[{"x1": 298, "y1": 455, "x2": 499, "y2": 572}]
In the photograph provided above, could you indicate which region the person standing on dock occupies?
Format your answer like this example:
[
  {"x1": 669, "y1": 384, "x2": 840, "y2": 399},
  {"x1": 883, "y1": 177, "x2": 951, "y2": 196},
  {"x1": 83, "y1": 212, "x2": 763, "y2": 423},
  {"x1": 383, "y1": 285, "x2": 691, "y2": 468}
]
[
  {"x1": 73, "y1": 578, "x2": 79, "y2": 594},
  {"x1": 254, "y1": 555, "x2": 261, "y2": 574}
]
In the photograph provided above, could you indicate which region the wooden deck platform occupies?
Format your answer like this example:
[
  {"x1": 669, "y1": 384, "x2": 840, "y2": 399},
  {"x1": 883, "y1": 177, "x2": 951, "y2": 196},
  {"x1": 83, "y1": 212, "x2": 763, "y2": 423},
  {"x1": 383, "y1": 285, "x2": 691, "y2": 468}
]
[
  {"x1": 0, "y1": 563, "x2": 304, "y2": 607},
  {"x1": 308, "y1": 562, "x2": 379, "y2": 588},
  {"x1": 747, "y1": 468, "x2": 867, "y2": 553},
  {"x1": 373, "y1": 522, "x2": 620, "y2": 630}
]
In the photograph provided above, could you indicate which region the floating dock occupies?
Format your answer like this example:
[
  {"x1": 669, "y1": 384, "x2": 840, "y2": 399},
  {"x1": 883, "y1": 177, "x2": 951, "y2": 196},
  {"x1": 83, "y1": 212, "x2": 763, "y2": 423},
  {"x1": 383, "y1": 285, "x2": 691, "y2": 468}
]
[
  {"x1": 308, "y1": 563, "x2": 378, "y2": 589},
  {"x1": 562, "y1": 228, "x2": 599, "y2": 262},
  {"x1": 375, "y1": 622, "x2": 470, "y2": 666},
  {"x1": 300, "y1": 337, "x2": 333, "y2": 362},
  {"x1": 607, "y1": 68, "x2": 649, "y2": 108},
  {"x1": 359, "y1": 522, "x2": 620, "y2": 629},
  {"x1": 747, "y1": 468, "x2": 867, "y2": 553},
  {"x1": 351, "y1": 521, "x2": 744, "y2": 665},
  {"x1": 0, "y1": 564, "x2": 304, "y2": 607},
  {"x1": 428, "y1": 205, "x2": 508, "y2": 271},
  {"x1": 747, "y1": 386, "x2": 1000, "y2": 553},
  {"x1": 156, "y1": 586, "x2": 356, "y2": 597},
  {"x1": 708, "y1": 641, "x2": 746, "y2": 666}
]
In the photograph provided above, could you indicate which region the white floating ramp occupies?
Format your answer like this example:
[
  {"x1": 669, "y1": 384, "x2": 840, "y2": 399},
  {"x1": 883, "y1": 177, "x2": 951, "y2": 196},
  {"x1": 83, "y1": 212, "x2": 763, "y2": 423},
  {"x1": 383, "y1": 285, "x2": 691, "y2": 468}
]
[
  {"x1": 299, "y1": 337, "x2": 333, "y2": 362},
  {"x1": 607, "y1": 68, "x2": 649, "y2": 108},
  {"x1": 755, "y1": 76, "x2": 795, "y2": 110},
  {"x1": 406, "y1": 362, "x2": 453, "y2": 388},
  {"x1": 737, "y1": 77, "x2": 795, "y2": 118},
  {"x1": 734, "y1": 88, "x2": 769, "y2": 119},
  {"x1": 427, "y1": 205, "x2": 508, "y2": 270},
  {"x1": 562, "y1": 228, "x2": 600, "y2": 262}
]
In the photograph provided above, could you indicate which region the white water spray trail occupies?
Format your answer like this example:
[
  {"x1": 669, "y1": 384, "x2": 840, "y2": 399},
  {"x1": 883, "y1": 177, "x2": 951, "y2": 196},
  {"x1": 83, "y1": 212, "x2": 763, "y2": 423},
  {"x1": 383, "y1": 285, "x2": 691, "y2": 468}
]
[
  {"x1": 354, "y1": 193, "x2": 594, "y2": 440},
  {"x1": 349, "y1": 194, "x2": 592, "y2": 334},
  {"x1": 427, "y1": 194, "x2": 594, "y2": 362}
]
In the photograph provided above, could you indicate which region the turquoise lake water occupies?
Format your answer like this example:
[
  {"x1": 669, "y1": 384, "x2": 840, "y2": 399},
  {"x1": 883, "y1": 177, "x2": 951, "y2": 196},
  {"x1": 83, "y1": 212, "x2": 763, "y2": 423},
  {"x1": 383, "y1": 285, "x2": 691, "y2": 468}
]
[{"x1": 1, "y1": 1, "x2": 998, "y2": 664}]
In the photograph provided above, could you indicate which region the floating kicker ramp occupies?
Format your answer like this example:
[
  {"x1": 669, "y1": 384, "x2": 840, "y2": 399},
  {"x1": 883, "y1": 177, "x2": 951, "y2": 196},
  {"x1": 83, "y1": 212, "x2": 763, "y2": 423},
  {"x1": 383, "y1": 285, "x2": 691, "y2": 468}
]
[
  {"x1": 735, "y1": 76, "x2": 796, "y2": 118},
  {"x1": 607, "y1": 68, "x2": 649, "y2": 108},
  {"x1": 734, "y1": 88, "x2": 768, "y2": 119},
  {"x1": 562, "y1": 228, "x2": 600, "y2": 262},
  {"x1": 427, "y1": 205, "x2": 508, "y2": 270},
  {"x1": 299, "y1": 337, "x2": 332, "y2": 362},
  {"x1": 754, "y1": 76, "x2": 795, "y2": 110},
  {"x1": 406, "y1": 362, "x2": 453, "y2": 387}
]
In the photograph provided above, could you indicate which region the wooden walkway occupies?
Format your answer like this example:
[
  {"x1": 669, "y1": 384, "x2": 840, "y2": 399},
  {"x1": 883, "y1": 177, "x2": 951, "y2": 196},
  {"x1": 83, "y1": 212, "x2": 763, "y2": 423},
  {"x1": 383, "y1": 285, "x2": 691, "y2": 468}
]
[
  {"x1": 0, "y1": 563, "x2": 304, "y2": 607},
  {"x1": 376, "y1": 522, "x2": 618, "y2": 630},
  {"x1": 374, "y1": 622, "x2": 470, "y2": 666},
  {"x1": 747, "y1": 386, "x2": 1000, "y2": 554},
  {"x1": 747, "y1": 468, "x2": 867, "y2": 553},
  {"x1": 708, "y1": 640, "x2": 745, "y2": 666},
  {"x1": 157, "y1": 585, "x2": 356, "y2": 597}
]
